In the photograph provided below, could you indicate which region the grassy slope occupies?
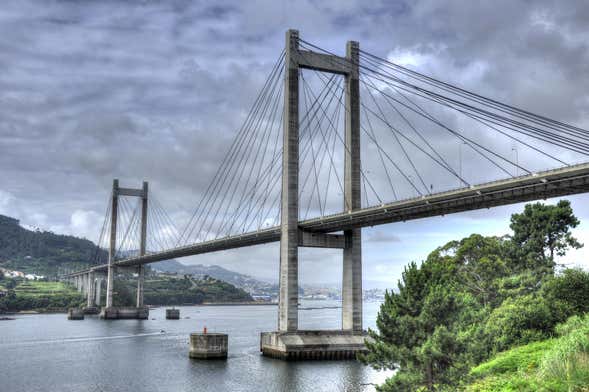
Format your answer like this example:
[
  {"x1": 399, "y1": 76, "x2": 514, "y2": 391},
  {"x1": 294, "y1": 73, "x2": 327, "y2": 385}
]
[
  {"x1": 14, "y1": 281, "x2": 77, "y2": 297},
  {"x1": 466, "y1": 317, "x2": 589, "y2": 391},
  {"x1": 0, "y1": 279, "x2": 85, "y2": 312}
]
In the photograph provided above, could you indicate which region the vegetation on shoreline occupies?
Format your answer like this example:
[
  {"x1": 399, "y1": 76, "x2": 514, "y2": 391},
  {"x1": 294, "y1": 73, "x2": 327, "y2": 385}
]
[
  {"x1": 362, "y1": 200, "x2": 589, "y2": 391},
  {"x1": 111, "y1": 275, "x2": 253, "y2": 306},
  {"x1": 0, "y1": 277, "x2": 85, "y2": 312},
  {"x1": 0, "y1": 273, "x2": 253, "y2": 312},
  {"x1": 466, "y1": 314, "x2": 589, "y2": 391}
]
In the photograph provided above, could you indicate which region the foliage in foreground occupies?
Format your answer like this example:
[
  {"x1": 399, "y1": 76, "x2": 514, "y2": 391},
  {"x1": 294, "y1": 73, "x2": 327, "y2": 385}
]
[
  {"x1": 361, "y1": 200, "x2": 589, "y2": 391},
  {"x1": 466, "y1": 314, "x2": 589, "y2": 391}
]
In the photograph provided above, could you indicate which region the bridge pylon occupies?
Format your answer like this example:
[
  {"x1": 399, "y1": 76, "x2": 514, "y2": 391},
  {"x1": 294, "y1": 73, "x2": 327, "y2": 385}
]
[
  {"x1": 261, "y1": 29, "x2": 367, "y2": 360},
  {"x1": 100, "y1": 179, "x2": 149, "y2": 320}
]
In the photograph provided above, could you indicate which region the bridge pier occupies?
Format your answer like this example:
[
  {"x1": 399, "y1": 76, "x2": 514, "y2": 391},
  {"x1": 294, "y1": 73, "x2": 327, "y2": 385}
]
[
  {"x1": 86, "y1": 272, "x2": 94, "y2": 307},
  {"x1": 95, "y1": 275, "x2": 104, "y2": 306},
  {"x1": 80, "y1": 274, "x2": 85, "y2": 293},
  {"x1": 261, "y1": 30, "x2": 367, "y2": 360},
  {"x1": 82, "y1": 271, "x2": 100, "y2": 314}
]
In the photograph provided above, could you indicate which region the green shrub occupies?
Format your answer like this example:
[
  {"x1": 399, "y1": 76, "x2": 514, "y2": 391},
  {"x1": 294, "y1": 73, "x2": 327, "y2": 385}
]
[
  {"x1": 467, "y1": 314, "x2": 589, "y2": 391},
  {"x1": 539, "y1": 316, "x2": 589, "y2": 389},
  {"x1": 543, "y1": 269, "x2": 589, "y2": 315},
  {"x1": 482, "y1": 294, "x2": 557, "y2": 352}
]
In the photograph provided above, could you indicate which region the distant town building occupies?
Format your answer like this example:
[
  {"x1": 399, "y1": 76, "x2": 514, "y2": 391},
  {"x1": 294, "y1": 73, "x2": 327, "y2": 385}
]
[{"x1": 0, "y1": 268, "x2": 43, "y2": 280}]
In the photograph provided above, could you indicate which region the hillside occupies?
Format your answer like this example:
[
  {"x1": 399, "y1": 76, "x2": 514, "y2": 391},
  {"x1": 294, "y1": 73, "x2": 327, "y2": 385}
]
[
  {"x1": 111, "y1": 274, "x2": 254, "y2": 306},
  {"x1": 151, "y1": 259, "x2": 277, "y2": 294},
  {"x1": 0, "y1": 214, "x2": 106, "y2": 277},
  {"x1": 0, "y1": 214, "x2": 255, "y2": 311},
  {"x1": 0, "y1": 274, "x2": 253, "y2": 312}
]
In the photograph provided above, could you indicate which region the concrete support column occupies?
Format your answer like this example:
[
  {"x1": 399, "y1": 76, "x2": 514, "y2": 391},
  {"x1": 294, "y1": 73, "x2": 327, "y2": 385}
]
[
  {"x1": 278, "y1": 29, "x2": 300, "y2": 332},
  {"x1": 105, "y1": 179, "x2": 119, "y2": 308},
  {"x1": 342, "y1": 40, "x2": 363, "y2": 332},
  {"x1": 95, "y1": 277, "x2": 103, "y2": 306},
  {"x1": 86, "y1": 272, "x2": 95, "y2": 307},
  {"x1": 136, "y1": 181, "x2": 148, "y2": 307}
]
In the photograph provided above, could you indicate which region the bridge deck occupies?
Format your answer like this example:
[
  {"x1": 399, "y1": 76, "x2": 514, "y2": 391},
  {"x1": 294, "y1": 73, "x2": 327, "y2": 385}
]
[{"x1": 68, "y1": 163, "x2": 589, "y2": 276}]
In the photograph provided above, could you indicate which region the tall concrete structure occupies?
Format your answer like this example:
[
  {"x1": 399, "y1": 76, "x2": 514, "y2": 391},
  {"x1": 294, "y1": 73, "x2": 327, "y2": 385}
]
[
  {"x1": 262, "y1": 29, "x2": 367, "y2": 359},
  {"x1": 95, "y1": 275, "x2": 104, "y2": 306},
  {"x1": 86, "y1": 271, "x2": 95, "y2": 308},
  {"x1": 136, "y1": 182, "x2": 148, "y2": 307},
  {"x1": 278, "y1": 29, "x2": 300, "y2": 332},
  {"x1": 105, "y1": 179, "x2": 118, "y2": 308},
  {"x1": 342, "y1": 40, "x2": 363, "y2": 332},
  {"x1": 100, "y1": 180, "x2": 149, "y2": 320}
]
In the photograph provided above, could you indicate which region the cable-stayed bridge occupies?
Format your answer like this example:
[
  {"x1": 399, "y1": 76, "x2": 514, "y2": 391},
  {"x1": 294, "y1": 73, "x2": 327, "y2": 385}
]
[{"x1": 65, "y1": 30, "x2": 589, "y2": 359}]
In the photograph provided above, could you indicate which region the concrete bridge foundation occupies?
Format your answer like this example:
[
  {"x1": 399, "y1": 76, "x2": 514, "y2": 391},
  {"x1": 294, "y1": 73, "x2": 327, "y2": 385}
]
[
  {"x1": 100, "y1": 306, "x2": 149, "y2": 320},
  {"x1": 260, "y1": 331, "x2": 368, "y2": 360}
]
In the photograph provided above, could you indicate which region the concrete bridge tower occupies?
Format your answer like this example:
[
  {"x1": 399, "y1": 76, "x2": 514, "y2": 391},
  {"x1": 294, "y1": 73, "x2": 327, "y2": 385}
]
[
  {"x1": 261, "y1": 29, "x2": 366, "y2": 359},
  {"x1": 100, "y1": 179, "x2": 149, "y2": 319}
]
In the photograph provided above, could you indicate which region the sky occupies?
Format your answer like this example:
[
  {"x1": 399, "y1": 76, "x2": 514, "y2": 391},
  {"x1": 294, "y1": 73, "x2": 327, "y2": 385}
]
[{"x1": 2, "y1": 0, "x2": 589, "y2": 288}]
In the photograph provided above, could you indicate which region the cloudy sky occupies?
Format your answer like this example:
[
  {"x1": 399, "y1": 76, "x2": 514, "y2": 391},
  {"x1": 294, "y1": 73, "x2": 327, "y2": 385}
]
[{"x1": 2, "y1": 0, "x2": 589, "y2": 288}]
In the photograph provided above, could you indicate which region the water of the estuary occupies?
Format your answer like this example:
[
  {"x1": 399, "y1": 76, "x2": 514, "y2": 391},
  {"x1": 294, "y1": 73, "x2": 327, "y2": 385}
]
[{"x1": 1, "y1": 300, "x2": 393, "y2": 392}]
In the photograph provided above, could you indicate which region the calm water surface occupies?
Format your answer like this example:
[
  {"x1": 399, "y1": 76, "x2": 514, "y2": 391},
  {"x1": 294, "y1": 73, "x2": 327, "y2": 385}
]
[{"x1": 1, "y1": 300, "x2": 392, "y2": 392}]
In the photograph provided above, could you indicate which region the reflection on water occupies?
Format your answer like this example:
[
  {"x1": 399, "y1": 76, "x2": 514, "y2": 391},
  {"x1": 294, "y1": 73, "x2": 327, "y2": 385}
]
[{"x1": 1, "y1": 301, "x2": 393, "y2": 392}]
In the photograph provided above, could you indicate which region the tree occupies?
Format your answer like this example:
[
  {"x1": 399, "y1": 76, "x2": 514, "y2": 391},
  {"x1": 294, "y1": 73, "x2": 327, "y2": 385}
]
[
  {"x1": 481, "y1": 294, "x2": 558, "y2": 353},
  {"x1": 452, "y1": 234, "x2": 511, "y2": 307},
  {"x1": 542, "y1": 268, "x2": 589, "y2": 315},
  {"x1": 361, "y1": 255, "x2": 475, "y2": 390},
  {"x1": 364, "y1": 201, "x2": 587, "y2": 391},
  {"x1": 509, "y1": 200, "x2": 582, "y2": 269}
]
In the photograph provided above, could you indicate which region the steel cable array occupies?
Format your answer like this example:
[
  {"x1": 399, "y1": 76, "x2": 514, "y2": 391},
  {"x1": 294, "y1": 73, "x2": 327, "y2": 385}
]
[{"x1": 89, "y1": 36, "x2": 589, "y2": 262}]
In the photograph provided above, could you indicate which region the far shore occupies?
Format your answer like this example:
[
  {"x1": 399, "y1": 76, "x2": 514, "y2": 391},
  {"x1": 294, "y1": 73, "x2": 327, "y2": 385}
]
[
  {"x1": 0, "y1": 301, "x2": 278, "y2": 315},
  {"x1": 156, "y1": 302, "x2": 278, "y2": 307}
]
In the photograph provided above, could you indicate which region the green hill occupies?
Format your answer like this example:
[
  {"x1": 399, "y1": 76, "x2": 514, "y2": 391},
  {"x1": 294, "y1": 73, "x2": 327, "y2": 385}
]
[
  {"x1": 0, "y1": 214, "x2": 106, "y2": 277},
  {"x1": 111, "y1": 274, "x2": 254, "y2": 306}
]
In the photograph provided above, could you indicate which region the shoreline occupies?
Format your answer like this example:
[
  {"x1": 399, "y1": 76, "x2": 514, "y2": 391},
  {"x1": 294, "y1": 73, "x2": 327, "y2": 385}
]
[
  {"x1": 1, "y1": 302, "x2": 278, "y2": 315},
  {"x1": 154, "y1": 302, "x2": 277, "y2": 307}
]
